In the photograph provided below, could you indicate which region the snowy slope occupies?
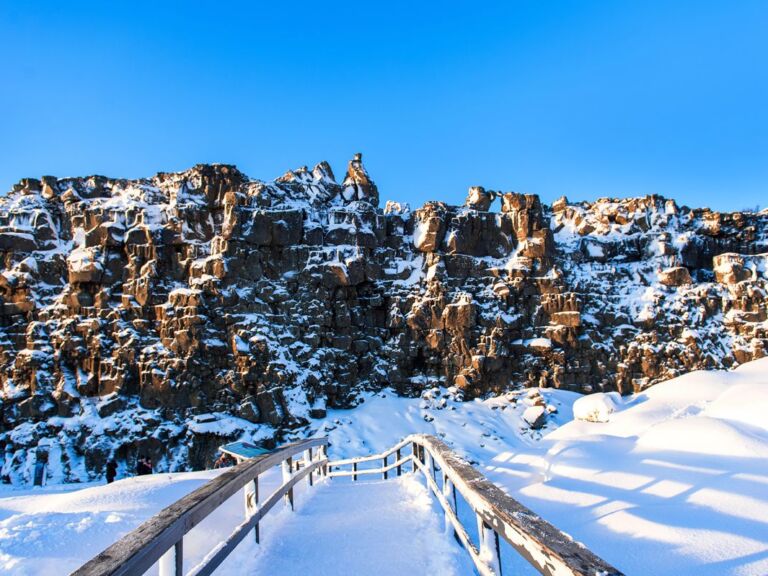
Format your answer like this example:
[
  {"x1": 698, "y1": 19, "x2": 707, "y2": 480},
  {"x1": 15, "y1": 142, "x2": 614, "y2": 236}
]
[
  {"x1": 306, "y1": 359, "x2": 768, "y2": 576},
  {"x1": 1, "y1": 360, "x2": 767, "y2": 575}
]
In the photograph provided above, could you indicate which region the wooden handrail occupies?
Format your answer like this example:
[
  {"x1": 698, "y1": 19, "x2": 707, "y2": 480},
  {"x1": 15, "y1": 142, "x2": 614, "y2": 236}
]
[
  {"x1": 72, "y1": 434, "x2": 621, "y2": 576},
  {"x1": 327, "y1": 434, "x2": 623, "y2": 576},
  {"x1": 71, "y1": 437, "x2": 327, "y2": 576},
  {"x1": 327, "y1": 437, "x2": 413, "y2": 467}
]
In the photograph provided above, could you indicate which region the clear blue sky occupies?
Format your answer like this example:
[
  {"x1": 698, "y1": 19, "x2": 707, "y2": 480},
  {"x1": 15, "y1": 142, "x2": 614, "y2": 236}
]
[{"x1": 2, "y1": 1, "x2": 766, "y2": 211}]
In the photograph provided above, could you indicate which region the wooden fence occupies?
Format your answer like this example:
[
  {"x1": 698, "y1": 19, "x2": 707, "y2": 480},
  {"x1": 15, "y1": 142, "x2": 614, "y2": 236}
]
[
  {"x1": 327, "y1": 434, "x2": 623, "y2": 576},
  {"x1": 71, "y1": 438, "x2": 328, "y2": 576},
  {"x1": 71, "y1": 434, "x2": 623, "y2": 576}
]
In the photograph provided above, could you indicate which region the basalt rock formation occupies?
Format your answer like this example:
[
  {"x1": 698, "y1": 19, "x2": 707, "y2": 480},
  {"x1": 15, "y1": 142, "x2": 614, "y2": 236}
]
[{"x1": 1, "y1": 155, "x2": 766, "y2": 482}]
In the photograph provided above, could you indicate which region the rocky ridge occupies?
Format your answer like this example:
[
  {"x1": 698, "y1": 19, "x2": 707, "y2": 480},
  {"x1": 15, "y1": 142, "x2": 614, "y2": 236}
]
[{"x1": 1, "y1": 154, "x2": 766, "y2": 482}]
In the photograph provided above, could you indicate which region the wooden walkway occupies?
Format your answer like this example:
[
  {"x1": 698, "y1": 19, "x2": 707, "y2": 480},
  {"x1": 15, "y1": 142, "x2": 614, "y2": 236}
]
[
  {"x1": 72, "y1": 435, "x2": 623, "y2": 576},
  {"x1": 244, "y1": 476, "x2": 472, "y2": 576}
]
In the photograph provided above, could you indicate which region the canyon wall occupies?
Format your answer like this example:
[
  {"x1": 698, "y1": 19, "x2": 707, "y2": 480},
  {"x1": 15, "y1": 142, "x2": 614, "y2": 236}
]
[{"x1": 1, "y1": 154, "x2": 766, "y2": 481}]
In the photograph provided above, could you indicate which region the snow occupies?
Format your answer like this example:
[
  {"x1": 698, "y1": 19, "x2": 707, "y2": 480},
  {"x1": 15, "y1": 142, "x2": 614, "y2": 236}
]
[
  {"x1": 0, "y1": 471, "x2": 223, "y2": 574},
  {"x1": 2, "y1": 360, "x2": 768, "y2": 575},
  {"x1": 0, "y1": 432, "x2": 477, "y2": 574},
  {"x1": 572, "y1": 392, "x2": 622, "y2": 422},
  {"x1": 310, "y1": 360, "x2": 768, "y2": 575},
  {"x1": 522, "y1": 405, "x2": 547, "y2": 428},
  {"x1": 412, "y1": 218, "x2": 430, "y2": 250},
  {"x1": 242, "y1": 477, "x2": 472, "y2": 576}
]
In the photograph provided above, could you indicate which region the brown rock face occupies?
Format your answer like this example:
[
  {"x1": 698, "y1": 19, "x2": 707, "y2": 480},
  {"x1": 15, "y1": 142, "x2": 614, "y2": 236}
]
[
  {"x1": 713, "y1": 253, "x2": 752, "y2": 284},
  {"x1": 464, "y1": 187, "x2": 495, "y2": 211},
  {"x1": 0, "y1": 156, "x2": 766, "y2": 482},
  {"x1": 341, "y1": 153, "x2": 378, "y2": 205},
  {"x1": 658, "y1": 267, "x2": 692, "y2": 287}
]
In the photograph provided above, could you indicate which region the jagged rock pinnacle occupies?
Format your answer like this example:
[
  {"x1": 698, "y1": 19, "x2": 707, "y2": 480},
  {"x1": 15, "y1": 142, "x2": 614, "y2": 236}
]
[{"x1": 341, "y1": 152, "x2": 379, "y2": 206}]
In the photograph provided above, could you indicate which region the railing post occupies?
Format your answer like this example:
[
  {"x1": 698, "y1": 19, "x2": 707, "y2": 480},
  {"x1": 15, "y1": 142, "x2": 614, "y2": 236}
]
[
  {"x1": 244, "y1": 477, "x2": 260, "y2": 543},
  {"x1": 383, "y1": 454, "x2": 388, "y2": 480},
  {"x1": 158, "y1": 538, "x2": 183, "y2": 576},
  {"x1": 282, "y1": 456, "x2": 294, "y2": 510},
  {"x1": 254, "y1": 477, "x2": 260, "y2": 543},
  {"x1": 319, "y1": 443, "x2": 328, "y2": 477},
  {"x1": 305, "y1": 448, "x2": 313, "y2": 487},
  {"x1": 423, "y1": 449, "x2": 433, "y2": 489},
  {"x1": 353, "y1": 461, "x2": 358, "y2": 482},
  {"x1": 396, "y1": 448, "x2": 402, "y2": 476},
  {"x1": 442, "y1": 472, "x2": 456, "y2": 538},
  {"x1": 477, "y1": 515, "x2": 502, "y2": 575},
  {"x1": 411, "y1": 442, "x2": 418, "y2": 473}
]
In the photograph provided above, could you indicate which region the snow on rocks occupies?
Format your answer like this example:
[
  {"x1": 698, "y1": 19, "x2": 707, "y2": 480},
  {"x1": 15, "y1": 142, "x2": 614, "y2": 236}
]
[
  {"x1": 572, "y1": 391, "x2": 622, "y2": 423},
  {"x1": 522, "y1": 405, "x2": 547, "y2": 429},
  {"x1": 1, "y1": 157, "x2": 767, "y2": 484}
]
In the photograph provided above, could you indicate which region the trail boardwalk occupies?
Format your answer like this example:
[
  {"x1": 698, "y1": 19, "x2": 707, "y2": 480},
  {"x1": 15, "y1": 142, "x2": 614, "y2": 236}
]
[
  {"x1": 246, "y1": 476, "x2": 472, "y2": 575},
  {"x1": 72, "y1": 435, "x2": 623, "y2": 576}
]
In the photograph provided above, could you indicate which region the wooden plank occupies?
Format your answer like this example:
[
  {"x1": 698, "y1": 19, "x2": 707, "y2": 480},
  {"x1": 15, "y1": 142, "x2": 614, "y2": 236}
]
[
  {"x1": 383, "y1": 454, "x2": 388, "y2": 480},
  {"x1": 327, "y1": 437, "x2": 413, "y2": 467},
  {"x1": 327, "y1": 455, "x2": 412, "y2": 478},
  {"x1": 412, "y1": 457, "x2": 495, "y2": 576},
  {"x1": 187, "y1": 460, "x2": 323, "y2": 576},
  {"x1": 412, "y1": 435, "x2": 623, "y2": 576},
  {"x1": 253, "y1": 477, "x2": 260, "y2": 544},
  {"x1": 72, "y1": 438, "x2": 326, "y2": 576},
  {"x1": 282, "y1": 457, "x2": 294, "y2": 510}
]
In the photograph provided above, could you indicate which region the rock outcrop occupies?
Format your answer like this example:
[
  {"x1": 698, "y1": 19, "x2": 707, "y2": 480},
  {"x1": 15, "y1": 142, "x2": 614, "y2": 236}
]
[{"x1": 0, "y1": 157, "x2": 766, "y2": 482}]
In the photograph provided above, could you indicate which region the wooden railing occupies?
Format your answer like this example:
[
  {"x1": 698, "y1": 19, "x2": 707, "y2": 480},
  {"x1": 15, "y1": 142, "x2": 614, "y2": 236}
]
[
  {"x1": 71, "y1": 438, "x2": 328, "y2": 576},
  {"x1": 327, "y1": 434, "x2": 624, "y2": 576},
  {"x1": 72, "y1": 434, "x2": 622, "y2": 576}
]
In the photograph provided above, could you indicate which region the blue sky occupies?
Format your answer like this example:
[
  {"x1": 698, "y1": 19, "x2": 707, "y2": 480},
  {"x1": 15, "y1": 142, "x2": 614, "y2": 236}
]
[{"x1": 1, "y1": 1, "x2": 766, "y2": 211}]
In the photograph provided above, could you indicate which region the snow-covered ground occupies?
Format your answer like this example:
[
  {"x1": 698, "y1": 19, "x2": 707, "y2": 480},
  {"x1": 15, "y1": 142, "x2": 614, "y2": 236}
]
[
  {"x1": 244, "y1": 476, "x2": 472, "y2": 576},
  {"x1": 1, "y1": 359, "x2": 767, "y2": 575},
  {"x1": 313, "y1": 359, "x2": 768, "y2": 576}
]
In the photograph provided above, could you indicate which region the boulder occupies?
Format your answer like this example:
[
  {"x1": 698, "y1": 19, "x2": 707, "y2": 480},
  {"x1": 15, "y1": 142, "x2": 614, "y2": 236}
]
[
  {"x1": 464, "y1": 186, "x2": 494, "y2": 211},
  {"x1": 658, "y1": 266, "x2": 692, "y2": 287},
  {"x1": 573, "y1": 392, "x2": 621, "y2": 423},
  {"x1": 67, "y1": 247, "x2": 104, "y2": 284},
  {"x1": 713, "y1": 253, "x2": 750, "y2": 285},
  {"x1": 413, "y1": 204, "x2": 446, "y2": 252},
  {"x1": 341, "y1": 153, "x2": 379, "y2": 206},
  {"x1": 523, "y1": 405, "x2": 547, "y2": 429}
]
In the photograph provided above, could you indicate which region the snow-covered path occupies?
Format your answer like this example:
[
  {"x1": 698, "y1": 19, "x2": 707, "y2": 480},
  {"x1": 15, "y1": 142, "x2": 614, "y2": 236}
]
[{"x1": 241, "y1": 475, "x2": 473, "y2": 576}]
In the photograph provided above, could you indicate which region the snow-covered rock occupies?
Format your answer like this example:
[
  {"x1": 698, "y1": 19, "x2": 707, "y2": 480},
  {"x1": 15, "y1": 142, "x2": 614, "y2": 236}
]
[
  {"x1": 0, "y1": 156, "x2": 767, "y2": 482},
  {"x1": 572, "y1": 391, "x2": 622, "y2": 422},
  {"x1": 522, "y1": 405, "x2": 547, "y2": 429}
]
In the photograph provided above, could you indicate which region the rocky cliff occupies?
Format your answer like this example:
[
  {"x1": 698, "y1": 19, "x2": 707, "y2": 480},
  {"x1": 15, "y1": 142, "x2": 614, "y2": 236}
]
[{"x1": 1, "y1": 154, "x2": 766, "y2": 482}]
